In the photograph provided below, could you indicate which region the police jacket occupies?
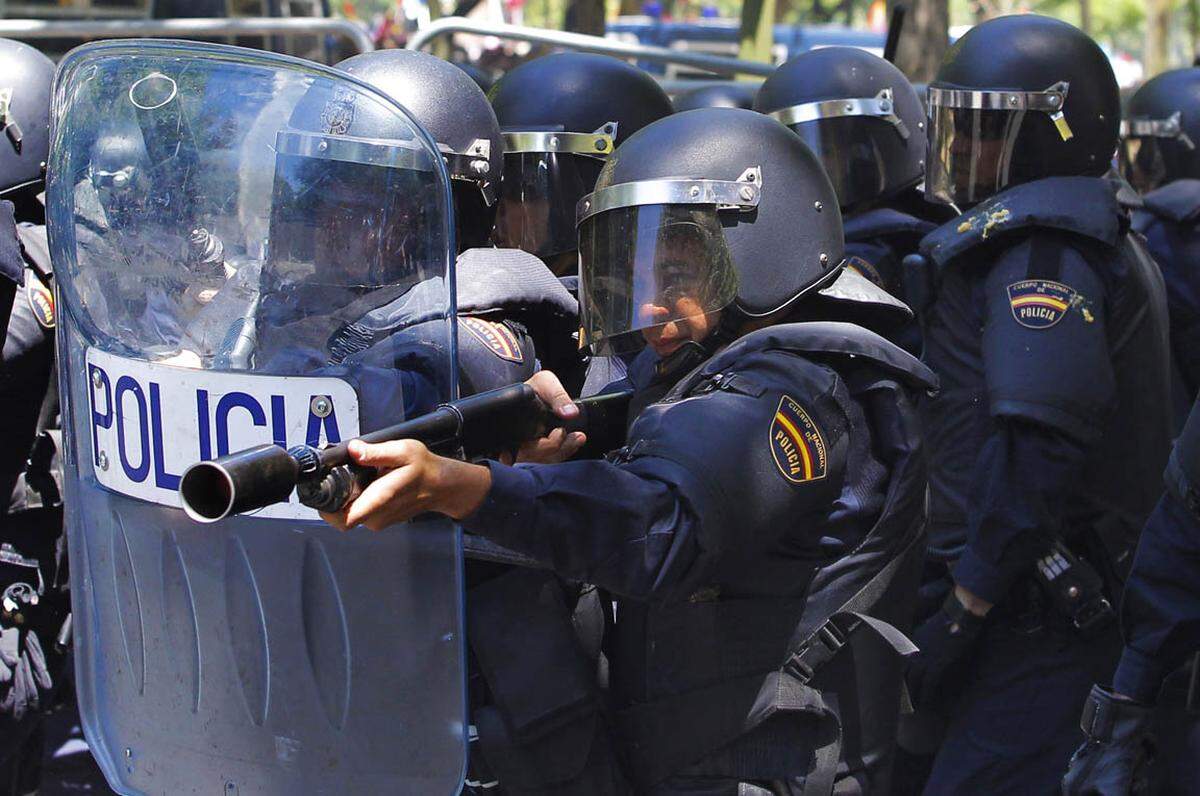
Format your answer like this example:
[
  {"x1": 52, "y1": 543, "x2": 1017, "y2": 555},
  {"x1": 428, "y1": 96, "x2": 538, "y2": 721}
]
[
  {"x1": 918, "y1": 176, "x2": 1174, "y2": 604},
  {"x1": 463, "y1": 319, "x2": 936, "y2": 790},
  {"x1": 1132, "y1": 179, "x2": 1200, "y2": 401},
  {"x1": 1114, "y1": 393, "x2": 1200, "y2": 703}
]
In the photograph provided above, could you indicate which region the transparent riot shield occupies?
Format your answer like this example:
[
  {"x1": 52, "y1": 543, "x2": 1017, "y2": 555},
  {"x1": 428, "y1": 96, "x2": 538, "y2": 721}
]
[{"x1": 46, "y1": 41, "x2": 465, "y2": 794}]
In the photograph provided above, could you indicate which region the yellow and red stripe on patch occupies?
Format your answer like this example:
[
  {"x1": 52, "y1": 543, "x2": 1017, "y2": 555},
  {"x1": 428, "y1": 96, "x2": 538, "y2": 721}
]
[
  {"x1": 769, "y1": 395, "x2": 828, "y2": 484},
  {"x1": 460, "y1": 316, "x2": 524, "y2": 363},
  {"x1": 1006, "y1": 279, "x2": 1076, "y2": 330}
]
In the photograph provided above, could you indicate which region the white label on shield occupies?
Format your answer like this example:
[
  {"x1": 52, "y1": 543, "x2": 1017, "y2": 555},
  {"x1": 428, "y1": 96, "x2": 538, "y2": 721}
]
[{"x1": 85, "y1": 348, "x2": 361, "y2": 520}]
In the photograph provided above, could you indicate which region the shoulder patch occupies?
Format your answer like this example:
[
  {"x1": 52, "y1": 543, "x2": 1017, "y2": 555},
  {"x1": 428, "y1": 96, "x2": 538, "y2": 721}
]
[
  {"x1": 460, "y1": 317, "x2": 524, "y2": 363},
  {"x1": 769, "y1": 395, "x2": 828, "y2": 484},
  {"x1": 1006, "y1": 279, "x2": 1076, "y2": 330},
  {"x1": 25, "y1": 279, "x2": 54, "y2": 329}
]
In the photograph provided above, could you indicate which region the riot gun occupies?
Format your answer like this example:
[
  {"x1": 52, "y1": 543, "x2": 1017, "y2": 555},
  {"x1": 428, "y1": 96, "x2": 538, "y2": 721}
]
[{"x1": 179, "y1": 383, "x2": 630, "y2": 523}]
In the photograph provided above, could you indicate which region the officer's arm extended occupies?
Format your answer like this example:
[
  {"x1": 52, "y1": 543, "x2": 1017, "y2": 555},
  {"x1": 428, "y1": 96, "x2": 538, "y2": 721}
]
[
  {"x1": 324, "y1": 361, "x2": 847, "y2": 601},
  {"x1": 954, "y1": 239, "x2": 1115, "y2": 606}
]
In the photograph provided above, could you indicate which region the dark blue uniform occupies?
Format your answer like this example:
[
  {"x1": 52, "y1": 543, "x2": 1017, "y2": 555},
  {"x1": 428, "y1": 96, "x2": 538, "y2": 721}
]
[
  {"x1": 464, "y1": 321, "x2": 936, "y2": 793},
  {"x1": 1132, "y1": 179, "x2": 1200, "y2": 408},
  {"x1": 0, "y1": 210, "x2": 68, "y2": 792},
  {"x1": 843, "y1": 197, "x2": 953, "y2": 355},
  {"x1": 914, "y1": 176, "x2": 1174, "y2": 794}
]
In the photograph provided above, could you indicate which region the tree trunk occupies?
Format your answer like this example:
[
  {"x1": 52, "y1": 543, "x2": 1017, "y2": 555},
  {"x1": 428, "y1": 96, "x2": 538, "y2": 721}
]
[
  {"x1": 565, "y1": 0, "x2": 607, "y2": 36},
  {"x1": 738, "y1": 0, "x2": 777, "y2": 73},
  {"x1": 619, "y1": 0, "x2": 642, "y2": 17},
  {"x1": 1079, "y1": 0, "x2": 1092, "y2": 34},
  {"x1": 891, "y1": 0, "x2": 949, "y2": 82},
  {"x1": 1144, "y1": 0, "x2": 1173, "y2": 78}
]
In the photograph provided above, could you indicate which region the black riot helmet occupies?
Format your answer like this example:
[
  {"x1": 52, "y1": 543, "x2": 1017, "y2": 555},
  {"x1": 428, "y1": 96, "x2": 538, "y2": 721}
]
[
  {"x1": 925, "y1": 14, "x2": 1120, "y2": 206},
  {"x1": 754, "y1": 47, "x2": 925, "y2": 213},
  {"x1": 1120, "y1": 68, "x2": 1200, "y2": 193},
  {"x1": 672, "y1": 82, "x2": 758, "y2": 112},
  {"x1": 576, "y1": 108, "x2": 843, "y2": 355},
  {"x1": 0, "y1": 39, "x2": 54, "y2": 198},
  {"x1": 489, "y1": 52, "x2": 674, "y2": 271},
  {"x1": 336, "y1": 49, "x2": 503, "y2": 250}
]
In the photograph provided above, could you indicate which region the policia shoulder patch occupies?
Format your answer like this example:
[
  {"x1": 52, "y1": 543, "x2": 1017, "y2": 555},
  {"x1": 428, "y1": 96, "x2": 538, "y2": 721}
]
[
  {"x1": 460, "y1": 316, "x2": 524, "y2": 363},
  {"x1": 769, "y1": 395, "x2": 828, "y2": 484},
  {"x1": 1006, "y1": 279, "x2": 1076, "y2": 329},
  {"x1": 26, "y1": 280, "x2": 54, "y2": 329}
]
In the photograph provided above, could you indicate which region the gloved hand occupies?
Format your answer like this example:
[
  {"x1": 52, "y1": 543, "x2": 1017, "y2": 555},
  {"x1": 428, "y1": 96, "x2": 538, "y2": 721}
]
[
  {"x1": 1062, "y1": 685, "x2": 1155, "y2": 796},
  {"x1": 0, "y1": 626, "x2": 52, "y2": 722},
  {"x1": 906, "y1": 590, "x2": 986, "y2": 711}
]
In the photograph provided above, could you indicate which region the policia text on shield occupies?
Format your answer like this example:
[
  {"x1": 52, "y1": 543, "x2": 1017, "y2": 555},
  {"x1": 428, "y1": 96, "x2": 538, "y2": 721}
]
[{"x1": 178, "y1": 384, "x2": 629, "y2": 522}]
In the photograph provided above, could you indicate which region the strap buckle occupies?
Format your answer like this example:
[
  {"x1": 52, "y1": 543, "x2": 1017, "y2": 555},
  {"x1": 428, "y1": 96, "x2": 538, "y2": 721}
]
[{"x1": 784, "y1": 620, "x2": 850, "y2": 684}]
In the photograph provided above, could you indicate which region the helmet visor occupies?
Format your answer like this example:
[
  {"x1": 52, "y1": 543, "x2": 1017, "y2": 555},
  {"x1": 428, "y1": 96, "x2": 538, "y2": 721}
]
[
  {"x1": 493, "y1": 151, "x2": 604, "y2": 258},
  {"x1": 788, "y1": 117, "x2": 895, "y2": 210},
  {"x1": 266, "y1": 131, "x2": 441, "y2": 295},
  {"x1": 924, "y1": 106, "x2": 1030, "y2": 205},
  {"x1": 578, "y1": 204, "x2": 738, "y2": 356},
  {"x1": 924, "y1": 83, "x2": 1073, "y2": 205},
  {"x1": 1119, "y1": 135, "x2": 1170, "y2": 194}
]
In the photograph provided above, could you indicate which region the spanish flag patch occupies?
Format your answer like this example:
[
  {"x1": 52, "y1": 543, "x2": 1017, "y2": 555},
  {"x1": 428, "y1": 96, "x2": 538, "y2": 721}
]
[
  {"x1": 769, "y1": 395, "x2": 827, "y2": 484},
  {"x1": 1007, "y1": 279, "x2": 1076, "y2": 330},
  {"x1": 460, "y1": 316, "x2": 524, "y2": 363}
]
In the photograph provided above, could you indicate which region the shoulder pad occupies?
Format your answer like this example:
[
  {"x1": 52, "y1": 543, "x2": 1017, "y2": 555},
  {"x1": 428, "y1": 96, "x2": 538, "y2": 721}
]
[
  {"x1": 843, "y1": 207, "x2": 937, "y2": 243},
  {"x1": 1141, "y1": 179, "x2": 1200, "y2": 224},
  {"x1": 0, "y1": 200, "x2": 23, "y2": 287},
  {"x1": 16, "y1": 223, "x2": 51, "y2": 281},
  {"x1": 698, "y1": 321, "x2": 938, "y2": 393},
  {"x1": 920, "y1": 177, "x2": 1124, "y2": 267},
  {"x1": 455, "y1": 248, "x2": 578, "y2": 321}
]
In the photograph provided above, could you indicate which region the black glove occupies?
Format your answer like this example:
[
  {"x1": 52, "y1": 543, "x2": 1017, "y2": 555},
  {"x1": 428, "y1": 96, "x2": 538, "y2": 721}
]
[
  {"x1": 1062, "y1": 685, "x2": 1155, "y2": 796},
  {"x1": 906, "y1": 590, "x2": 986, "y2": 711},
  {"x1": 0, "y1": 626, "x2": 52, "y2": 722}
]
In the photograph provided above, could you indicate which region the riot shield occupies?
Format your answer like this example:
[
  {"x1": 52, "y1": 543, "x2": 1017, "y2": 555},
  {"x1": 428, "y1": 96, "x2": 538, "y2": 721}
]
[{"x1": 46, "y1": 41, "x2": 466, "y2": 794}]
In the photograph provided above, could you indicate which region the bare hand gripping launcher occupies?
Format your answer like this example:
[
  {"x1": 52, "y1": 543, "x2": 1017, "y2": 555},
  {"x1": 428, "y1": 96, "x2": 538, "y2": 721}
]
[{"x1": 178, "y1": 383, "x2": 629, "y2": 523}]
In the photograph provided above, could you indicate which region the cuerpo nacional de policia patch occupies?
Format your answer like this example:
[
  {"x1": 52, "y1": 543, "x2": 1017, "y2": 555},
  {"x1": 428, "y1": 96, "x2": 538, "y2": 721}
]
[
  {"x1": 26, "y1": 280, "x2": 54, "y2": 329},
  {"x1": 770, "y1": 395, "x2": 828, "y2": 484},
  {"x1": 460, "y1": 316, "x2": 524, "y2": 363},
  {"x1": 1006, "y1": 279, "x2": 1076, "y2": 330}
]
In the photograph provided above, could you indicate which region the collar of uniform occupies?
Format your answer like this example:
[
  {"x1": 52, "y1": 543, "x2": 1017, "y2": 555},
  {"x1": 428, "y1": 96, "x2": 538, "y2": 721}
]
[
  {"x1": 919, "y1": 176, "x2": 1123, "y2": 267},
  {"x1": 1141, "y1": 179, "x2": 1200, "y2": 224},
  {"x1": 843, "y1": 206, "x2": 938, "y2": 243},
  {"x1": 674, "y1": 321, "x2": 938, "y2": 395}
]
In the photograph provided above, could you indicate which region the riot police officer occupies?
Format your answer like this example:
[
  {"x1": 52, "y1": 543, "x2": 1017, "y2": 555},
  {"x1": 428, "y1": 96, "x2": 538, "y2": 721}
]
[
  {"x1": 0, "y1": 37, "x2": 68, "y2": 796},
  {"x1": 904, "y1": 15, "x2": 1173, "y2": 794},
  {"x1": 488, "y1": 52, "x2": 674, "y2": 279},
  {"x1": 331, "y1": 49, "x2": 581, "y2": 397},
  {"x1": 1061, "y1": 392, "x2": 1200, "y2": 794},
  {"x1": 322, "y1": 107, "x2": 937, "y2": 794},
  {"x1": 333, "y1": 49, "x2": 599, "y2": 794},
  {"x1": 1119, "y1": 67, "x2": 1200, "y2": 408},
  {"x1": 754, "y1": 47, "x2": 949, "y2": 352}
]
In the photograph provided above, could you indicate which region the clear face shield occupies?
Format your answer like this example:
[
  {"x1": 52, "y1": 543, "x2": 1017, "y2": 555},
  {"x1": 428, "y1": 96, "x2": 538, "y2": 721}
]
[
  {"x1": 767, "y1": 89, "x2": 912, "y2": 209},
  {"x1": 1119, "y1": 112, "x2": 1196, "y2": 194},
  {"x1": 925, "y1": 82, "x2": 1074, "y2": 205},
  {"x1": 493, "y1": 124, "x2": 615, "y2": 261},
  {"x1": 576, "y1": 168, "x2": 760, "y2": 356}
]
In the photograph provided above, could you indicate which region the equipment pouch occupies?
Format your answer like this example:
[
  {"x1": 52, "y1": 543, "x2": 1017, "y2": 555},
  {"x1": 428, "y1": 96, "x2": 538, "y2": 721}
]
[{"x1": 1033, "y1": 540, "x2": 1114, "y2": 636}]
